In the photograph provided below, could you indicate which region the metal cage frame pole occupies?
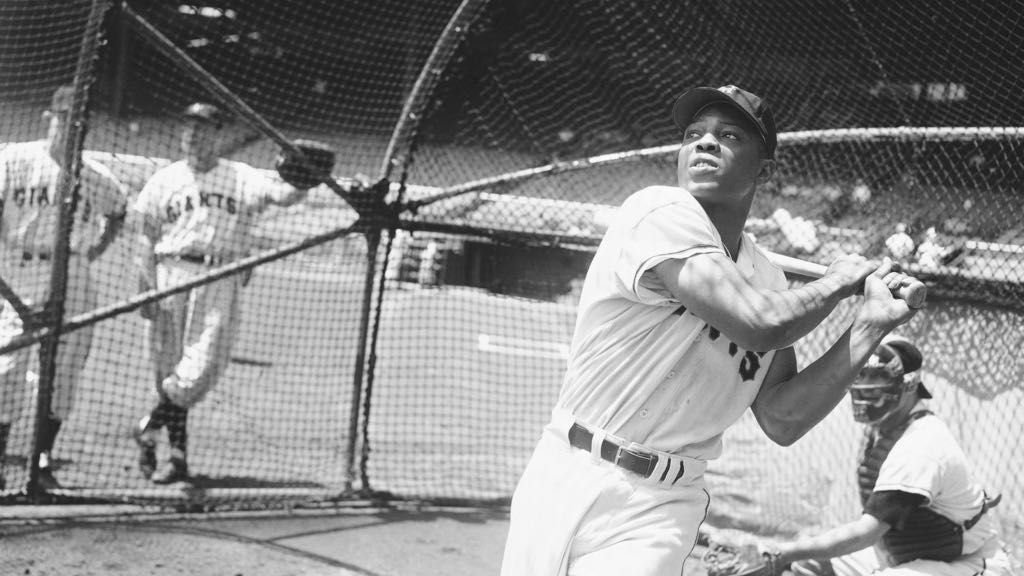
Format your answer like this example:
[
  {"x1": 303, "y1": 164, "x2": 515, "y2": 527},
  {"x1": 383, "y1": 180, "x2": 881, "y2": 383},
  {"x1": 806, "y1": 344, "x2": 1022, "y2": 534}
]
[
  {"x1": 343, "y1": 0, "x2": 490, "y2": 493},
  {"x1": 28, "y1": 0, "x2": 112, "y2": 500}
]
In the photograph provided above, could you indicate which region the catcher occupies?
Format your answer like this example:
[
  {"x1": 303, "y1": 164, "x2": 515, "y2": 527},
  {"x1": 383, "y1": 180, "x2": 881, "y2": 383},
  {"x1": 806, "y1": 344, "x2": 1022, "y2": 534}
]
[
  {"x1": 130, "y1": 102, "x2": 336, "y2": 484},
  {"x1": 705, "y1": 336, "x2": 1014, "y2": 576}
]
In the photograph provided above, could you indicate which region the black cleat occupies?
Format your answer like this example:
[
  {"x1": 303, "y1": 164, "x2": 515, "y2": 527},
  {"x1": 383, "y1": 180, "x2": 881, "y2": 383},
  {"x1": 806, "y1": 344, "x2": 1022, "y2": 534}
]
[{"x1": 37, "y1": 466, "x2": 62, "y2": 491}]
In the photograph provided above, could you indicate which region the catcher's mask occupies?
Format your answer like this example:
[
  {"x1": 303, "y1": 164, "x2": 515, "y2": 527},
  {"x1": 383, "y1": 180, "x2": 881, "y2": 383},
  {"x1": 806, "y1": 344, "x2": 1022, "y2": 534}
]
[{"x1": 850, "y1": 336, "x2": 926, "y2": 424}]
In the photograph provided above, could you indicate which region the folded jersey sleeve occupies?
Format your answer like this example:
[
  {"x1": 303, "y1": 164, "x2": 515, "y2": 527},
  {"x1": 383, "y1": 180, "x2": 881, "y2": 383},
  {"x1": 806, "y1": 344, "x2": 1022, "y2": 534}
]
[
  {"x1": 865, "y1": 489, "x2": 928, "y2": 529},
  {"x1": 614, "y1": 188, "x2": 725, "y2": 305}
]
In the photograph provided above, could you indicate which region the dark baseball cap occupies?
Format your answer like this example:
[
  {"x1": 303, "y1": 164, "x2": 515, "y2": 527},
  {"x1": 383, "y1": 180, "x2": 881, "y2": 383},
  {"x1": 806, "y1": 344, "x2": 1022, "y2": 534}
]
[
  {"x1": 49, "y1": 85, "x2": 76, "y2": 113},
  {"x1": 183, "y1": 102, "x2": 224, "y2": 126},
  {"x1": 671, "y1": 85, "x2": 777, "y2": 158},
  {"x1": 879, "y1": 335, "x2": 931, "y2": 398}
]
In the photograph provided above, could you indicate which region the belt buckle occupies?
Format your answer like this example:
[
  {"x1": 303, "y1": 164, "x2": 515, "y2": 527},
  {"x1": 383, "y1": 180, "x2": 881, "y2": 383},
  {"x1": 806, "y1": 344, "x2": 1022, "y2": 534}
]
[
  {"x1": 614, "y1": 444, "x2": 655, "y2": 477},
  {"x1": 613, "y1": 445, "x2": 630, "y2": 466}
]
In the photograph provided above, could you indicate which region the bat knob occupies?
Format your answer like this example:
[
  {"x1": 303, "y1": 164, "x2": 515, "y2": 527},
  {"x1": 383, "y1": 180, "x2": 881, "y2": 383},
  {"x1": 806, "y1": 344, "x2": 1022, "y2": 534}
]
[{"x1": 901, "y1": 281, "x2": 927, "y2": 309}]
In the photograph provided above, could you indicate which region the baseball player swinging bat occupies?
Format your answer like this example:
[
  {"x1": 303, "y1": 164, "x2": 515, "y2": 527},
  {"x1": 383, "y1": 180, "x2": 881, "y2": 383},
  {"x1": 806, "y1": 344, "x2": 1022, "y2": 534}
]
[{"x1": 766, "y1": 251, "x2": 927, "y2": 309}]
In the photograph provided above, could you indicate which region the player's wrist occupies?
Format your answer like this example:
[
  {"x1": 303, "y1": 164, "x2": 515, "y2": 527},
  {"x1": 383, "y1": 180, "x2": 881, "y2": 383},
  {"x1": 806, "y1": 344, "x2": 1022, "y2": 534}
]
[
  {"x1": 800, "y1": 274, "x2": 847, "y2": 308},
  {"x1": 850, "y1": 308, "x2": 896, "y2": 343},
  {"x1": 824, "y1": 273, "x2": 859, "y2": 299}
]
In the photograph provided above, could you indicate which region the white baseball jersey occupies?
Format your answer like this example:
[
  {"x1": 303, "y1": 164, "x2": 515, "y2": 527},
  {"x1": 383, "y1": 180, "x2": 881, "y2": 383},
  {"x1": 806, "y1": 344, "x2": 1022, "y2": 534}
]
[
  {"x1": 873, "y1": 403, "x2": 1000, "y2": 558},
  {"x1": 0, "y1": 141, "x2": 125, "y2": 270},
  {"x1": 132, "y1": 159, "x2": 283, "y2": 260},
  {"x1": 556, "y1": 185, "x2": 788, "y2": 460}
]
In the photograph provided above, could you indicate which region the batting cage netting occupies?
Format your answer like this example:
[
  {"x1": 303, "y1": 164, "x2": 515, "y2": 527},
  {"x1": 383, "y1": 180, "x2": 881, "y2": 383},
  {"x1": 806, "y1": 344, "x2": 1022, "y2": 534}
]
[{"x1": 0, "y1": 0, "x2": 1021, "y2": 564}]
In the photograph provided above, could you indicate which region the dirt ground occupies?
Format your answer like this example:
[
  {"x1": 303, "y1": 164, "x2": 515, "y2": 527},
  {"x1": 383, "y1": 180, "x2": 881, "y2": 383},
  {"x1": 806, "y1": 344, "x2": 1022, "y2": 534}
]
[{"x1": 0, "y1": 503, "x2": 714, "y2": 576}]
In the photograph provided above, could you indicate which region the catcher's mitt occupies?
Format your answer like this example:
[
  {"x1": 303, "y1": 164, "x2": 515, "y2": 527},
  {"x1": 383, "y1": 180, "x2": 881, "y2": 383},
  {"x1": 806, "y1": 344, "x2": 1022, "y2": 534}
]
[
  {"x1": 702, "y1": 541, "x2": 782, "y2": 576},
  {"x1": 275, "y1": 139, "x2": 336, "y2": 189}
]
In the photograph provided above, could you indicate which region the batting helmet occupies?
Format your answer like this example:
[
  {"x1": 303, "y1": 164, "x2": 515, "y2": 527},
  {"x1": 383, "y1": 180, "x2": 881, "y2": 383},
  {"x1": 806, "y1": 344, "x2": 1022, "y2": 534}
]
[{"x1": 850, "y1": 335, "x2": 929, "y2": 424}]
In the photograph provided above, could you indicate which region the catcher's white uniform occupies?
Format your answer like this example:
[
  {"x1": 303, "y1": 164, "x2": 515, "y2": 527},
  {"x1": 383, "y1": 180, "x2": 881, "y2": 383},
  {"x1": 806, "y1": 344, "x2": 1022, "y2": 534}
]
[
  {"x1": 830, "y1": 403, "x2": 1013, "y2": 576},
  {"x1": 502, "y1": 185, "x2": 788, "y2": 575},
  {"x1": 134, "y1": 159, "x2": 288, "y2": 407},
  {"x1": 0, "y1": 141, "x2": 126, "y2": 424}
]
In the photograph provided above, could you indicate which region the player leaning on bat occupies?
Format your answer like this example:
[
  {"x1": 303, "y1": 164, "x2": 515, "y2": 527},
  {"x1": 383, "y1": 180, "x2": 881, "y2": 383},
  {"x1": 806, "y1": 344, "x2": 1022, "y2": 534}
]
[
  {"x1": 707, "y1": 336, "x2": 1013, "y2": 576},
  {"x1": 130, "y1": 102, "x2": 335, "y2": 484},
  {"x1": 501, "y1": 85, "x2": 922, "y2": 576},
  {"x1": 0, "y1": 85, "x2": 127, "y2": 491}
]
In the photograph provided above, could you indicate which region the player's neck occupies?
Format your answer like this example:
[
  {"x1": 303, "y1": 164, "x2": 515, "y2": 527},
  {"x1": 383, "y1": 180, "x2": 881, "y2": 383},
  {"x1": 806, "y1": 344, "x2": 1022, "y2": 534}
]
[
  {"x1": 694, "y1": 190, "x2": 754, "y2": 260},
  {"x1": 700, "y1": 204, "x2": 749, "y2": 261},
  {"x1": 875, "y1": 405, "x2": 917, "y2": 436},
  {"x1": 187, "y1": 155, "x2": 219, "y2": 173}
]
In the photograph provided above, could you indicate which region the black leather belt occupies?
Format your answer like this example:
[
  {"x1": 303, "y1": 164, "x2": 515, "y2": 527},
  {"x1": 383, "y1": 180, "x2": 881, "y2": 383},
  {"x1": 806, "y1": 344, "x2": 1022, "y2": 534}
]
[
  {"x1": 965, "y1": 492, "x2": 1001, "y2": 531},
  {"x1": 175, "y1": 254, "x2": 220, "y2": 266},
  {"x1": 567, "y1": 422, "x2": 659, "y2": 478}
]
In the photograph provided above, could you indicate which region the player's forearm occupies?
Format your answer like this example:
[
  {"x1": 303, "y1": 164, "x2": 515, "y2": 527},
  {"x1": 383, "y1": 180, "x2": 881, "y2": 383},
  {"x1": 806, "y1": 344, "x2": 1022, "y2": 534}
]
[
  {"x1": 746, "y1": 275, "x2": 850, "y2": 350},
  {"x1": 706, "y1": 274, "x2": 847, "y2": 352},
  {"x1": 666, "y1": 254, "x2": 854, "y2": 352},
  {"x1": 754, "y1": 322, "x2": 885, "y2": 444},
  {"x1": 777, "y1": 515, "x2": 886, "y2": 565}
]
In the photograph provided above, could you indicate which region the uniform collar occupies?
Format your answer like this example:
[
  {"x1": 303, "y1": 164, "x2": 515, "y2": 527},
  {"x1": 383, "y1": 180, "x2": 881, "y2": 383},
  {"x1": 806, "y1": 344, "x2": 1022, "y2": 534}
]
[{"x1": 732, "y1": 234, "x2": 757, "y2": 279}]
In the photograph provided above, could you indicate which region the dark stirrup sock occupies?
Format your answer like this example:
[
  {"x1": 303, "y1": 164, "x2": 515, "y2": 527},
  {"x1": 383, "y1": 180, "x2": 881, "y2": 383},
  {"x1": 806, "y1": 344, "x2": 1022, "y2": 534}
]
[
  {"x1": 37, "y1": 415, "x2": 63, "y2": 454},
  {"x1": 166, "y1": 406, "x2": 189, "y2": 460},
  {"x1": 147, "y1": 395, "x2": 180, "y2": 431}
]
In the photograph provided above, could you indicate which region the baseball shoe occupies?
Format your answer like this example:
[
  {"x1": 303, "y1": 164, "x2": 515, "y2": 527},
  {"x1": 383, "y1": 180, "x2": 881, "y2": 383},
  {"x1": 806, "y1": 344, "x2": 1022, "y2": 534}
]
[
  {"x1": 150, "y1": 458, "x2": 188, "y2": 485},
  {"x1": 133, "y1": 416, "x2": 158, "y2": 479},
  {"x1": 38, "y1": 466, "x2": 61, "y2": 491}
]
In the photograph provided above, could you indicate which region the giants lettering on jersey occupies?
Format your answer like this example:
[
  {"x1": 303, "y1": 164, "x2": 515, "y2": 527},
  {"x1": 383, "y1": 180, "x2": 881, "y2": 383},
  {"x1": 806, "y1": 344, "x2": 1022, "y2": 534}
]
[
  {"x1": 705, "y1": 324, "x2": 767, "y2": 381},
  {"x1": 8, "y1": 186, "x2": 93, "y2": 222},
  {"x1": 164, "y1": 191, "x2": 237, "y2": 222},
  {"x1": 673, "y1": 304, "x2": 766, "y2": 382},
  {"x1": 11, "y1": 186, "x2": 51, "y2": 207}
]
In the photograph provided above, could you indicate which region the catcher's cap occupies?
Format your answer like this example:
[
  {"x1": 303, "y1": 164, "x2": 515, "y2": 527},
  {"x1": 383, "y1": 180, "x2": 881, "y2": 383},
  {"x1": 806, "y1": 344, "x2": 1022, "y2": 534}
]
[
  {"x1": 183, "y1": 102, "x2": 224, "y2": 126},
  {"x1": 878, "y1": 335, "x2": 931, "y2": 398},
  {"x1": 672, "y1": 85, "x2": 777, "y2": 158},
  {"x1": 49, "y1": 85, "x2": 76, "y2": 113}
]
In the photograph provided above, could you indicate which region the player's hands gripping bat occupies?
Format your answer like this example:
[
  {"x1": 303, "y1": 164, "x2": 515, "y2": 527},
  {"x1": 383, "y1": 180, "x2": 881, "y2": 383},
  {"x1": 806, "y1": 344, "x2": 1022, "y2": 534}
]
[{"x1": 767, "y1": 251, "x2": 927, "y2": 308}]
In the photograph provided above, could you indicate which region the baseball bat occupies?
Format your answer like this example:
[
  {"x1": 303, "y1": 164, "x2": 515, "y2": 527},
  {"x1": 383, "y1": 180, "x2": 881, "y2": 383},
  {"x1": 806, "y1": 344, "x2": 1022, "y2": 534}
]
[{"x1": 766, "y1": 252, "x2": 927, "y2": 308}]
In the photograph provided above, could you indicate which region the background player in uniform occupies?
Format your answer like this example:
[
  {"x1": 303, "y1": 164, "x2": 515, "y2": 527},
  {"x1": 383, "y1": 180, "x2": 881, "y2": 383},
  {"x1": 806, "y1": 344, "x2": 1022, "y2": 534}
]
[
  {"x1": 500, "y1": 85, "x2": 920, "y2": 575},
  {"x1": 0, "y1": 85, "x2": 127, "y2": 490},
  {"x1": 713, "y1": 336, "x2": 1013, "y2": 576},
  {"x1": 130, "y1": 102, "x2": 324, "y2": 484}
]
